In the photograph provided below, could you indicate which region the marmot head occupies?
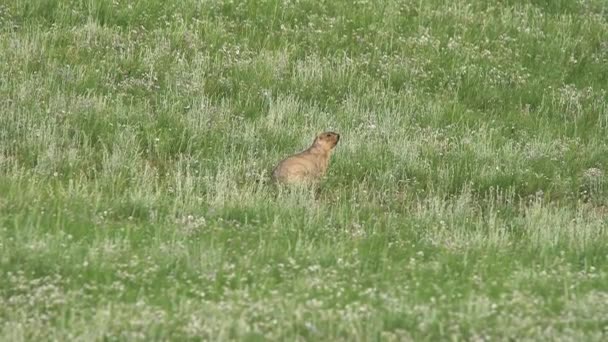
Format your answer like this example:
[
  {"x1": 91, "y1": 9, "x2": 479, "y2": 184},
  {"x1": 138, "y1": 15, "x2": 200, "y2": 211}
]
[{"x1": 313, "y1": 131, "x2": 340, "y2": 151}]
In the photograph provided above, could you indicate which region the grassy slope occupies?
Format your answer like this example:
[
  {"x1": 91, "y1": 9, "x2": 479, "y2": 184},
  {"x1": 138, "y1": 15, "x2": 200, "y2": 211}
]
[{"x1": 1, "y1": 0, "x2": 608, "y2": 340}]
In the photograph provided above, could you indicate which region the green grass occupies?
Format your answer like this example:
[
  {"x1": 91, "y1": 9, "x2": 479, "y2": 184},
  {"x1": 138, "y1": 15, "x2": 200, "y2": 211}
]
[{"x1": 1, "y1": 0, "x2": 608, "y2": 340}]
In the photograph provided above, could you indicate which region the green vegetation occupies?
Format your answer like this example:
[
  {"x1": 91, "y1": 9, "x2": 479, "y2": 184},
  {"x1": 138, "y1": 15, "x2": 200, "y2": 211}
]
[{"x1": 1, "y1": 0, "x2": 608, "y2": 340}]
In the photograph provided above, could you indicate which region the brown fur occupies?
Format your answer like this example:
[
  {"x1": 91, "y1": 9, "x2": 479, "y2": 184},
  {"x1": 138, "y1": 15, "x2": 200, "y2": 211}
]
[{"x1": 271, "y1": 132, "x2": 340, "y2": 185}]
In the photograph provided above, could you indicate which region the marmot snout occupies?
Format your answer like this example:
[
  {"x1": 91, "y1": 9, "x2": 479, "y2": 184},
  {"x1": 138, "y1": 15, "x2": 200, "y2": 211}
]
[{"x1": 271, "y1": 131, "x2": 340, "y2": 185}]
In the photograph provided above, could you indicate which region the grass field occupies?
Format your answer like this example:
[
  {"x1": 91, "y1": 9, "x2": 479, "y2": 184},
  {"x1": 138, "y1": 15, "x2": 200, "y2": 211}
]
[{"x1": 1, "y1": 0, "x2": 608, "y2": 340}]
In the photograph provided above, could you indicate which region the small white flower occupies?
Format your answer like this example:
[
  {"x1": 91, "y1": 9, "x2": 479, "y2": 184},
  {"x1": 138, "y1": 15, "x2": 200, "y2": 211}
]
[{"x1": 583, "y1": 167, "x2": 603, "y2": 179}]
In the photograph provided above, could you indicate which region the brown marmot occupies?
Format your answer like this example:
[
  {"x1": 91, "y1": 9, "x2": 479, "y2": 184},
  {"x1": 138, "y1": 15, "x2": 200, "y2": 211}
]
[{"x1": 271, "y1": 131, "x2": 340, "y2": 185}]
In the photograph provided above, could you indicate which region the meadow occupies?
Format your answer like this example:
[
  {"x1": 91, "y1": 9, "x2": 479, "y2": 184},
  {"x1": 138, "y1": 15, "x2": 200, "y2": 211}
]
[{"x1": 1, "y1": 0, "x2": 608, "y2": 340}]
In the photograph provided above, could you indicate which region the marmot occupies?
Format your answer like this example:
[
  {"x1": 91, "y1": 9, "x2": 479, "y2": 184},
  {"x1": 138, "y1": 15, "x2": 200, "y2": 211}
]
[{"x1": 271, "y1": 131, "x2": 340, "y2": 185}]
